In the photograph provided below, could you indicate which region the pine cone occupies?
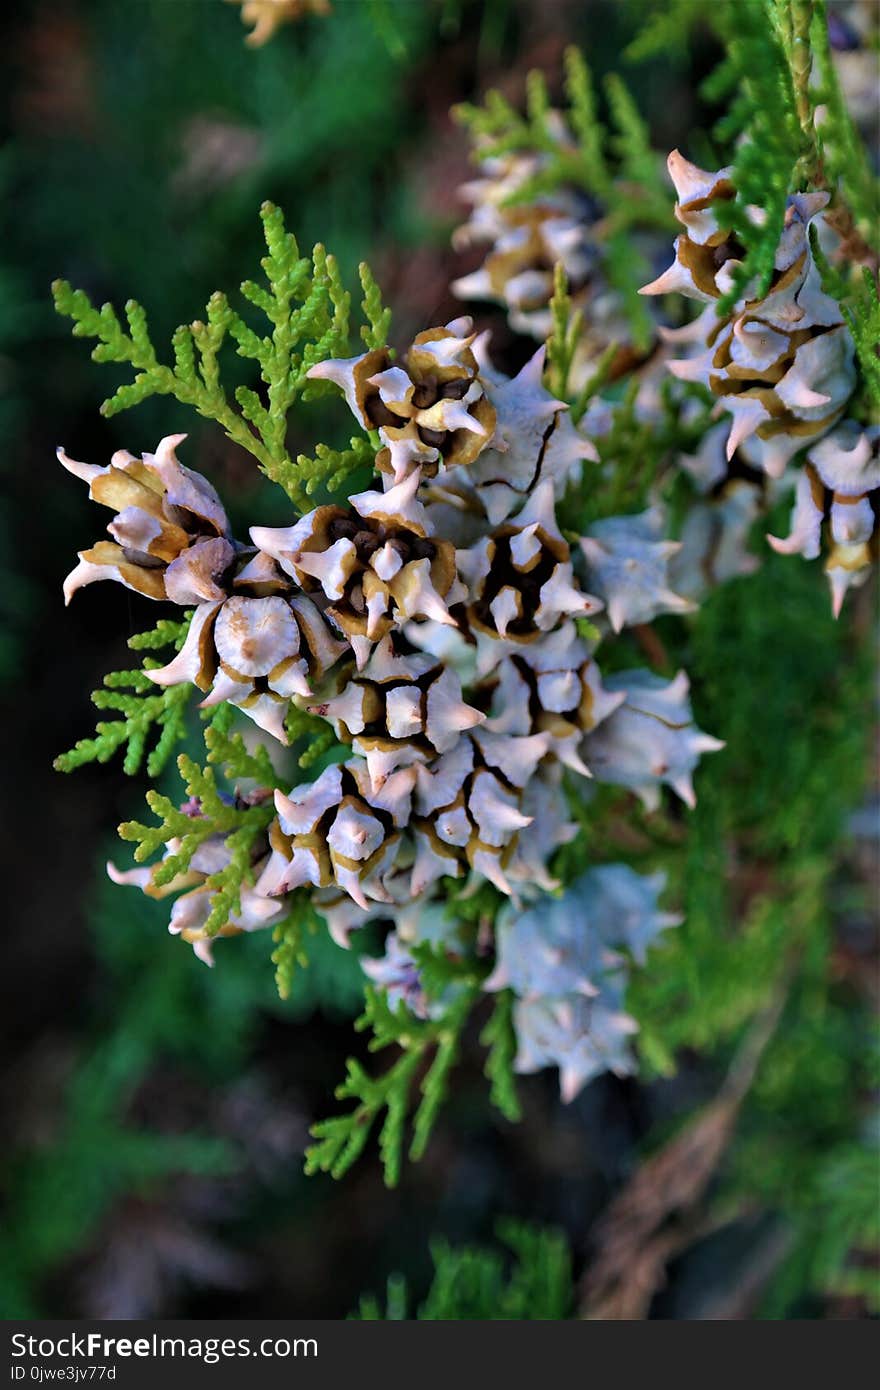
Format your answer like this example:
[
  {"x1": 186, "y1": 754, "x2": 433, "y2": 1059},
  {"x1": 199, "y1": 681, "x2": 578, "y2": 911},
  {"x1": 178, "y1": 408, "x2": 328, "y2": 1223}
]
[
  {"x1": 108, "y1": 817, "x2": 284, "y2": 966},
  {"x1": 583, "y1": 668, "x2": 724, "y2": 810},
  {"x1": 59, "y1": 433, "x2": 235, "y2": 604},
  {"x1": 430, "y1": 344, "x2": 596, "y2": 526},
  {"x1": 493, "y1": 863, "x2": 679, "y2": 1100},
  {"x1": 580, "y1": 507, "x2": 696, "y2": 632},
  {"x1": 252, "y1": 473, "x2": 461, "y2": 668},
  {"x1": 458, "y1": 481, "x2": 601, "y2": 659},
  {"x1": 412, "y1": 727, "x2": 550, "y2": 897},
  {"x1": 668, "y1": 420, "x2": 773, "y2": 602},
  {"x1": 451, "y1": 129, "x2": 659, "y2": 385},
  {"x1": 768, "y1": 421, "x2": 879, "y2": 614},
  {"x1": 485, "y1": 626, "x2": 625, "y2": 778},
  {"x1": 641, "y1": 153, "x2": 855, "y2": 477},
  {"x1": 307, "y1": 318, "x2": 496, "y2": 485},
  {"x1": 452, "y1": 139, "x2": 599, "y2": 342},
  {"x1": 257, "y1": 760, "x2": 412, "y2": 909},
  {"x1": 513, "y1": 993, "x2": 638, "y2": 1102},
  {"x1": 147, "y1": 586, "x2": 346, "y2": 744},
  {"x1": 671, "y1": 481, "x2": 763, "y2": 602},
  {"x1": 311, "y1": 634, "x2": 485, "y2": 790}
]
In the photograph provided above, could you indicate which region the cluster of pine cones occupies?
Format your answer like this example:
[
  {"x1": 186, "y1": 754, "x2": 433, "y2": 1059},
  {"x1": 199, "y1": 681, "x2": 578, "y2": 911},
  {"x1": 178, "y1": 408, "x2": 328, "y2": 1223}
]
[
  {"x1": 640, "y1": 152, "x2": 876, "y2": 616},
  {"x1": 60, "y1": 127, "x2": 876, "y2": 1098},
  {"x1": 453, "y1": 116, "x2": 877, "y2": 615},
  {"x1": 60, "y1": 315, "x2": 722, "y2": 1097}
]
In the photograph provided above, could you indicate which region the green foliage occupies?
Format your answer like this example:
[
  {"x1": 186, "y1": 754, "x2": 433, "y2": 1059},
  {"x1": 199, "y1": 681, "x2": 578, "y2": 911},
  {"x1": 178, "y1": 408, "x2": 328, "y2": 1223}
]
[
  {"x1": 602, "y1": 70, "x2": 673, "y2": 232},
  {"x1": 545, "y1": 262, "x2": 628, "y2": 410},
  {"x1": 109, "y1": 680, "x2": 349, "y2": 944},
  {"x1": 119, "y1": 753, "x2": 276, "y2": 934},
  {"x1": 480, "y1": 990, "x2": 522, "y2": 1124},
  {"x1": 619, "y1": 548, "x2": 875, "y2": 1314},
  {"x1": 53, "y1": 203, "x2": 389, "y2": 510},
  {"x1": 696, "y1": 0, "x2": 879, "y2": 313},
  {"x1": 284, "y1": 701, "x2": 345, "y2": 769},
  {"x1": 355, "y1": 1221, "x2": 574, "y2": 1320},
  {"x1": 454, "y1": 46, "x2": 672, "y2": 349},
  {"x1": 271, "y1": 893, "x2": 322, "y2": 1001},
  {"x1": 356, "y1": 1274, "x2": 409, "y2": 1321},
  {"x1": 0, "y1": 863, "x2": 276, "y2": 1317},
  {"x1": 54, "y1": 616, "x2": 193, "y2": 776},
  {"x1": 285, "y1": 434, "x2": 377, "y2": 505},
  {"x1": 561, "y1": 376, "x2": 713, "y2": 533},
  {"x1": 455, "y1": 47, "x2": 672, "y2": 227},
  {"x1": 454, "y1": 56, "x2": 589, "y2": 180},
  {"x1": 630, "y1": 551, "x2": 870, "y2": 1060},
  {"x1": 202, "y1": 704, "x2": 285, "y2": 789},
  {"x1": 810, "y1": 0, "x2": 879, "y2": 244},
  {"x1": 545, "y1": 262, "x2": 586, "y2": 401},
  {"x1": 306, "y1": 983, "x2": 479, "y2": 1186},
  {"x1": 704, "y1": 0, "x2": 808, "y2": 313},
  {"x1": 363, "y1": 0, "x2": 411, "y2": 60},
  {"x1": 841, "y1": 269, "x2": 880, "y2": 410},
  {"x1": 307, "y1": 918, "x2": 525, "y2": 1186},
  {"x1": 784, "y1": 1137, "x2": 880, "y2": 1313},
  {"x1": 623, "y1": 0, "x2": 706, "y2": 63},
  {"x1": 736, "y1": 1019, "x2": 880, "y2": 1316}
]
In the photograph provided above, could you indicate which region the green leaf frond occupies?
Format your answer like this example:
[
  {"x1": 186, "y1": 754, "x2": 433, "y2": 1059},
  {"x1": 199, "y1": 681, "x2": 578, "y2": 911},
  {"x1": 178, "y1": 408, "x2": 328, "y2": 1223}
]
[
  {"x1": 811, "y1": 230, "x2": 880, "y2": 413},
  {"x1": 285, "y1": 701, "x2": 347, "y2": 769},
  {"x1": 809, "y1": 0, "x2": 879, "y2": 244},
  {"x1": 354, "y1": 1221, "x2": 573, "y2": 1320},
  {"x1": 545, "y1": 262, "x2": 584, "y2": 401},
  {"x1": 453, "y1": 74, "x2": 560, "y2": 166},
  {"x1": 201, "y1": 701, "x2": 286, "y2": 789},
  {"x1": 703, "y1": 1, "x2": 808, "y2": 313},
  {"x1": 841, "y1": 269, "x2": 880, "y2": 410},
  {"x1": 54, "y1": 615, "x2": 193, "y2": 776},
  {"x1": 118, "y1": 752, "x2": 276, "y2": 936},
  {"x1": 480, "y1": 989, "x2": 522, "y2": 1124},
  {"x1": 563, "y1": 45, "x2": 609, "y2": 197},
  {"x1": 358, "y1": 261, "x2": 393, "y2": 350},
  {"x1": 453, "y1": 45, "x2": 674, "y2": 224},
  {"x1": 569, "y1": 341, "x2": 620, "y2": 427},
  {"x1": 270, "y1": 893, "x2": 324, "y2": 1002},
  {"x1": 623, "y1": 0, "x2": 706, "y2": 64},
  {"x1": 364, "y1": 0, "x2": 409, "y2": 60},
  {"x1": 305, "y1": 983, "x2": 478, "y2": 1186},
  {"x1": 698, "y1": 0, "x2": 879, "y2": 315},
  {"x1": 275, "y1": 434, "x2": 377, "y2": 507},
  {"x1": 53, "y1": 202, "x2": 389, "y2": 510},
  {"x1": 354, "y1": 1274, "x2": 409, "y2": 1321},
  {"x1": 602, "y1": 72, "x2": 673, "y2": 232}
]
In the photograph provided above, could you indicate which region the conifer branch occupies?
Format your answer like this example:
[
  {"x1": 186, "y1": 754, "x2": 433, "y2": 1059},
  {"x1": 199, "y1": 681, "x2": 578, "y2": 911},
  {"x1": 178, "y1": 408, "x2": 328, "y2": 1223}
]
[
  {"x1": 54, "y1": 203, "x2": 388, "y2": 511},
  {"x1": 271, "y1": 894, "x2": 323, "y2": 1001},
  {"x1": 810, "y1": 0, "x2": 880, "y2": 248},
  {"x1": 705, "y1": 1, "x2": 807, "y2": 312},
  {"x1": 545, "y1": 263, "x2": 583, "y2": 401},
  {"x1": 305, "y1": 984, "x2": 478, "y2": 1186},
  {"x1": 481, "y1": 990, "x2": 522, "y2": 1123},
  {"x1": 55, "y1": 616, "x2": 193, "y2": 776},
  {"x1": 119, "y1": 753, "x2": 276, "y2": 934},
  {"x1": 842, "y1": 269, "x2": 880, "y2": 409},
  {"x1": 355, "y1": 1221, "x2": 573, "y2": 1319}
]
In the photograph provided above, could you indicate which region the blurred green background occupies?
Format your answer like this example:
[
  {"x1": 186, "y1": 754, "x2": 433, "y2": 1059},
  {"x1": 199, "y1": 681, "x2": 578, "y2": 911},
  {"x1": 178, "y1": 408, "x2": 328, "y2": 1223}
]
[{"x1": 0, "y1": 0, "x2": 875, "y2": 1319}]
